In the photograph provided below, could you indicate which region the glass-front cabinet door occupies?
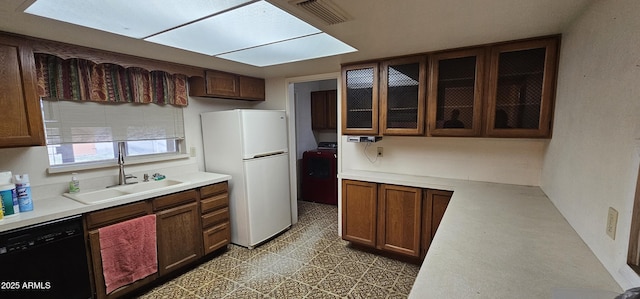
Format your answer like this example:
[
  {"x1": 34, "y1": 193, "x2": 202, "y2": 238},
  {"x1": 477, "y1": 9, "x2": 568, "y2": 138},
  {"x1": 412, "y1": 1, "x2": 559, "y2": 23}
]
[
  {"x1": 380, "y1": 56, "x2": 426, "y2": 135},
  {"x1": 342, "y1": 63, "x2": 379, "y2": 135},
  {"x1": 485, "y1": 37, "x2": 558, "y2": 138},
  {"x1": 427, "y1": 48, "x2": 485, "y2": 137}
]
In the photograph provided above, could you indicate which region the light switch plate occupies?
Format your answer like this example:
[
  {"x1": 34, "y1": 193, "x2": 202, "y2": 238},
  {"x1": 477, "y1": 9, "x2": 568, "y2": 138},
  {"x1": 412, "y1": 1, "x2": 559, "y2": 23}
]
[{"x1": 607, "y1": 207, "x2": 618, "y2": 240}]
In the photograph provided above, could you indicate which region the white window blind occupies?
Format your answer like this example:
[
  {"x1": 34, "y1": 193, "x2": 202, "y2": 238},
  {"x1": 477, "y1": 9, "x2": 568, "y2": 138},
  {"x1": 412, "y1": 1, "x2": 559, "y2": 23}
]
[{"x1": 41, "y1": 99, "x2": 185, "y2": 144}]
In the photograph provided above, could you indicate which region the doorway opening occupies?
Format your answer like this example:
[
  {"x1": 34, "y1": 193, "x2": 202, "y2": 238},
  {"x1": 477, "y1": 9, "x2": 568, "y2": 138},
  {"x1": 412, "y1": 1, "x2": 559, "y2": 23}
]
[{"x1": 292, "y1": 79, "x2": 339, "y2": 207}]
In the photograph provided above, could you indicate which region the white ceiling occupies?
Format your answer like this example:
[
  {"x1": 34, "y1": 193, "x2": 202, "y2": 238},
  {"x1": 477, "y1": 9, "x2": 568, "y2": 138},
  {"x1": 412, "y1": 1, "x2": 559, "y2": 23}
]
[{"x1": 1, "y1": 0, "x2": 593, "y2": 79}]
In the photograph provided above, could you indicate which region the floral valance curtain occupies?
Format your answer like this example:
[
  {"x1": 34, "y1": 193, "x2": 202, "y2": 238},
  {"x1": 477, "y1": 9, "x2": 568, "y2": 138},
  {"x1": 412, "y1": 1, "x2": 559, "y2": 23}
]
[{"x1": 34, "y1": 53, "x2": 188, "y2": 106}]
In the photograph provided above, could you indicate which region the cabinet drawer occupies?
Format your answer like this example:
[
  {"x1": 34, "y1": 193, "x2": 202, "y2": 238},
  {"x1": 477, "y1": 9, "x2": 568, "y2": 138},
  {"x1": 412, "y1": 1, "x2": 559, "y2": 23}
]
[
  {"x1": 201, "y1": 193, "x2": 228, "y2": 214},
  {"x1": 203, "y1": 222, "x2": 230, "y2": 255},
  {"x1": 200, "y1": 182, "x2": 228, "y2": 198},
  {"x1": 85, "y1": 201, "x2": 151, "y2": 230},
  {"x1": 153, "y1": 190, "x2": 197, "y2": 211},
  {"x1": 202, "y1": 207, "x2": 229, "y2": 228}
]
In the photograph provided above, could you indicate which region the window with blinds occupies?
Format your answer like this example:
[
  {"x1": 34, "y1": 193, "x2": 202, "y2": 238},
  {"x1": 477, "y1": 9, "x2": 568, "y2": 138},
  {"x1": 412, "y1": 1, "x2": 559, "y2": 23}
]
[{"x1": 41, "y1": 99, "x2": 185, "y2": 166}]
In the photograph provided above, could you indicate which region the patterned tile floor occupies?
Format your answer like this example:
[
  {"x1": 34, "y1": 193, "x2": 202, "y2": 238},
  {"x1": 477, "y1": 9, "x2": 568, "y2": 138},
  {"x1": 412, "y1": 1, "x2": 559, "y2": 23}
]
[{"x1": 137, "y1": 201, "x2": 419, "y2": 298}]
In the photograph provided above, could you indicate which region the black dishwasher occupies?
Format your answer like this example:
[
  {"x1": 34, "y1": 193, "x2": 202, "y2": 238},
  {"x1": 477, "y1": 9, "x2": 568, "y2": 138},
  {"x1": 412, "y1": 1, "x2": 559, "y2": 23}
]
[{"x1": 0, "y1": 215, "x2": 91, "y2": 299}]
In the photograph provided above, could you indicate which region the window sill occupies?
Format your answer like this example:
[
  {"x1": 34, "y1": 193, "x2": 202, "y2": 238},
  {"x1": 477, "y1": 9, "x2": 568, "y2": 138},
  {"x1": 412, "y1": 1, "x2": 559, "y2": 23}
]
[{"x1": 47, "y1": 153, "x2": 190, "y2": 174}]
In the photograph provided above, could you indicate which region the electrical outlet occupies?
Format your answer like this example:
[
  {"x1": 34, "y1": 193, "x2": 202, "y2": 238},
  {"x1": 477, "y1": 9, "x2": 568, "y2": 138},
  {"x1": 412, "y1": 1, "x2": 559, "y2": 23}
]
[
  {"x1": 190, "y1": 146, "x2": 196, "y2": 157},
  {"x1": 377, "y1": 147, "x2": 383, "y2": 157},
  {"x1": 607, "y1": 207, "x2": 618, "y2": 240}
]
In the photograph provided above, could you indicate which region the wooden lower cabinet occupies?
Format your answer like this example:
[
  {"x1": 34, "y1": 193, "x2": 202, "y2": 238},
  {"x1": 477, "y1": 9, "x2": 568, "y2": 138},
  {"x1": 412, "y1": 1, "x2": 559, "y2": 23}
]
[
  {"x1": 341, "y1": 180, "x2": 378, "y2": 247},
  {"x1": 85, "y1": 182, "x2": 230, "y2": 299},
  {"x1": 155, "y1": 200, "x2": 202, "y2": 276},
  {"x1": 342, "y1": 179, "x2": 452, "y2": 260},
  {"x1": 421, "y1": 189, "x2": 453, "y2": 258},
  {"x1": 200, "y1": 182, "x2": 231, "y2": 255},
  {"x1": 85, "y1": 201, "x2": 154, "y2": 299},
  {"x1": 377, "y1": 184, "x2": 422, "y2": 257},
  {"x1": 203, "y1": 222, "x2": 231, "y2": 254}
]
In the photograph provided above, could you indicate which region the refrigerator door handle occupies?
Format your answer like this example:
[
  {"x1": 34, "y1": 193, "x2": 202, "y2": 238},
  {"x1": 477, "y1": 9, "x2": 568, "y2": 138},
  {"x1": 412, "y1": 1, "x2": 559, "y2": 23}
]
[{"x1": 252, "y1": 151, "x2": 285, "y2": 158}]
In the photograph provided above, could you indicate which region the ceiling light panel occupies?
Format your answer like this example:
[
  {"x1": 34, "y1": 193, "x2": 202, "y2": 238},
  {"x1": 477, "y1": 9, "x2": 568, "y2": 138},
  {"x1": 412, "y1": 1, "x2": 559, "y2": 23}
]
[
  {"x1": 145, "y1": 1, "x2": 321, "y2": 56},
  {"x1": 217, "y1": 32, "x2": 356, "y2": 67},
  {"x1": 25, "y1": 0, "x2": 253, "y2": 39}
]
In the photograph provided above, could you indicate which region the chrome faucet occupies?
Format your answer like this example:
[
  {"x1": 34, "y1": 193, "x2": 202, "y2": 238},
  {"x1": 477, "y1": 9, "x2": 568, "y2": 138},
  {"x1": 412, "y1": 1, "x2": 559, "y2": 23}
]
[{"x1": 115, "y1": 142, "x2": 137, "y2": 186}]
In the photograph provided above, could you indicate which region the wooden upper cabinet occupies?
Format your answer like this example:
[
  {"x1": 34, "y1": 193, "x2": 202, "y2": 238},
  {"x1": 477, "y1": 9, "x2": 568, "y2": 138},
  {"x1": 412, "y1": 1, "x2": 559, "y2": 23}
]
[
  {"x1": 238, "y1": 75, "x2": 266, "y2": 101},
  {"x1": 0, "y1": 34, "x2": 45, "y2": 148},
  {"x1": 377, "y1": 184, "x2": 422, "y2": 257},
  {"x1": 205, "y1": 70, "x2": 238, "y2": 97},
  {"x1": 311, "y1": 90, "x2": 337, "y2": 130},
  {"x1": 189, "y1": 70, "x2": 265, "y2": 101},
  {"x1": 341, "y1": 179, "x2": 378, "y2": 247},
  {"x1": 380, "y1": 56, "x2": 426, "y2": 135},
  {"x1": 485, "y1": 37, "x2": 558, "y2": 138},
  {"x1": 428, "y1": 48, "x2": 485, "y2": 137},
  {"x1": 342, "y1": 63, "x2": 379, "y2": 135}
]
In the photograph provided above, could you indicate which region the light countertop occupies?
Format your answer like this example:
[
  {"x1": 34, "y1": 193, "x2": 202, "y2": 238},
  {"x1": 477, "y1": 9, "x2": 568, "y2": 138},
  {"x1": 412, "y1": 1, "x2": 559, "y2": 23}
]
[
  {"x1": 0, "y1": 171, "x2": 231, "y2": 233},
  {"x1": 339, "y1": 170, "x2": 622, "y2": 298}
]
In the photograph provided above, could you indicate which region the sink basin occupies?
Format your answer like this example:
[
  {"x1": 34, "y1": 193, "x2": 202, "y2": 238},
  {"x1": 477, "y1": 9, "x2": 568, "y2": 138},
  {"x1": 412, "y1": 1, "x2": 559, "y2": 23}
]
[
  {"x1": 64, "y1": 188, "x2": 131, "y2": 205},
  {"x1": 117, "y1": 179, "x2": 184, "y2": 193},
  {"x1": 63, "y1": 179, "x2": 187, "y2": 205}
]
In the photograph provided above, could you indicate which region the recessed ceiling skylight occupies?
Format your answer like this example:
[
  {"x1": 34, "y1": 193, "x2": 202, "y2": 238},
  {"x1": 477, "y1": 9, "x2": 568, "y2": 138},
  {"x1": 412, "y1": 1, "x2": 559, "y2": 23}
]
[
  {"x1": 24, "y1": 0, "x2": 357, "y2": 67},
  {"x1": 145, "y1": 1, "x2": 320, "y2": 56},
  {"x1": 218, "y1": 33, "x2": 356, "y2": 67},
  {"x1": 25, "y1": 0, "x2": 253, "y2": 39}
]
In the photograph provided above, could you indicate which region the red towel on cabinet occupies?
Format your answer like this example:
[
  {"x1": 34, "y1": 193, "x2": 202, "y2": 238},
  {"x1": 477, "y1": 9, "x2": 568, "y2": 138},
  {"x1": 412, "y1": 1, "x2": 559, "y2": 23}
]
[{"x1": 98, "y1": 214, "x2": 157, "y2": 294}]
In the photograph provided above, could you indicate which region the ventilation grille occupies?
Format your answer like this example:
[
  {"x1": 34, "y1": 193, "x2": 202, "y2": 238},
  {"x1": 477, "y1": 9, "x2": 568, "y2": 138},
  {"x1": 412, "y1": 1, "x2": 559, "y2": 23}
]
[{"x1": 291, "y1": 0, "x2": 350, "y2": 25}]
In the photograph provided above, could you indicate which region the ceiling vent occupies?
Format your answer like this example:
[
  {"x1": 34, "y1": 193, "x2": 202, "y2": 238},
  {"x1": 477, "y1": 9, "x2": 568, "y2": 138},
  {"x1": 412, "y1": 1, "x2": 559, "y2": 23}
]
[{"x1": 290, "y1": 0, "x2": 351, "y2": 25}]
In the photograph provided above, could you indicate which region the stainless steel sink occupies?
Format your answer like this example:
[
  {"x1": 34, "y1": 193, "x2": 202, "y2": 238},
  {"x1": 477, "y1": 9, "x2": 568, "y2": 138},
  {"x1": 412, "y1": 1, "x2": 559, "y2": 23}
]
[{"x1": 63, "y1": 179, "x2": 187, "y2": 205}]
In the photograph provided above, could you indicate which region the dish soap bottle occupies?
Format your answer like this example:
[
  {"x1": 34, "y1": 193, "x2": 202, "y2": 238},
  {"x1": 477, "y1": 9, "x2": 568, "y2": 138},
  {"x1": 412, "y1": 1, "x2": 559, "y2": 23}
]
[{"x1": 69, "y1": 173, "x2": 80, "y2": 194}]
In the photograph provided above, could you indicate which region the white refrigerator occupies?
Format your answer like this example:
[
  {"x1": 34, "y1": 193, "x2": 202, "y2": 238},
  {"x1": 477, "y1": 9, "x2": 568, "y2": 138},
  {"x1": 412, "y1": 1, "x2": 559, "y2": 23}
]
[{"x1": 201, "y1": 109, "x2": 292, "y2": 248}]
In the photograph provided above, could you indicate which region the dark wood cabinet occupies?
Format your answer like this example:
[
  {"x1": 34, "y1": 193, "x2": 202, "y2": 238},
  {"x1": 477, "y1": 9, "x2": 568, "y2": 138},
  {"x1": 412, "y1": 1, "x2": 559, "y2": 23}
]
[
  {"x1": 341, "y1": 180, "x2": 378, "y2": 247},
  {"x1": 311, "y1": 89, "x2": 337, "y2": 130},
  {"x1": 380, "y1": 56, "x2": 426, "y2": 135},
  {"x1": 199, "y1": 182, "x2": 231, "y2": 255},
  {"x1": 485, "y1": 37, "x2": 558, "y2": 138},
  {"x1": 342, "y1": 57, "x2": 426, "y2": 136},
  {"x1": 428, "y1": 48, "x2": 485, "y2": 137},
  {"x1": 421, "y1": 189, "x2": 453, "y2": 258},
  {"x1": 189, "y1": 70, "x2": 265, "y2": 101},
  {"x1": 377, "y1": 184, "x2": 422, "y2": 257},
  {"x1": 342, "y1": 63, "x2": 379, "y2": 135},
  {"x1": 341, "y1": 35, "x2": 559, "y2": 139},
  {"x1": 238, "y1": 75, "x2": 266, "y2": 100},
  {"x1": 342, "y1": 179, "x2": 451, "y2": 260},
  {"x1": 153, "y1": 190, "x2": 202, "y2": 276},
  {"x1": 84, "y1": 181, "x2": 230, "y2": 298},
  {"x1": 203, "y1": 70, "x2": 238, "y2": 97},
  {"x1": 0, "y1": 34, "x2": 45, "y2": 148}
]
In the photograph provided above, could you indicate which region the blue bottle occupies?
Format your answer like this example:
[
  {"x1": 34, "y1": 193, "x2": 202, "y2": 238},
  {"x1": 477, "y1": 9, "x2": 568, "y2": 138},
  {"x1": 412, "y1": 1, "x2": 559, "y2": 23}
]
[{"x1": 14, "y1": 174, "x2": 33, "y2": 212}]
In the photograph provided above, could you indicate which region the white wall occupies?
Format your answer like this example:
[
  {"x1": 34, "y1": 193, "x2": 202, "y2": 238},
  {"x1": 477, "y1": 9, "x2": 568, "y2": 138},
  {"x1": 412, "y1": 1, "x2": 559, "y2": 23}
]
[
  {"x1": 342, "y1": 136, "x2": 546, "y2": 185},
  {"x1": 541, "y1": 0, "x2": 640, "y2": 289}
]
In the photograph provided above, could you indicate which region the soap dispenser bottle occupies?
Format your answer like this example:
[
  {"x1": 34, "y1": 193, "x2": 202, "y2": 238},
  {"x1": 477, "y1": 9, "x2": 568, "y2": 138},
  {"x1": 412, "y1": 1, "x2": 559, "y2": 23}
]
[{"x1": 69, "y1": 173, "x2": 80, "y2": 194}]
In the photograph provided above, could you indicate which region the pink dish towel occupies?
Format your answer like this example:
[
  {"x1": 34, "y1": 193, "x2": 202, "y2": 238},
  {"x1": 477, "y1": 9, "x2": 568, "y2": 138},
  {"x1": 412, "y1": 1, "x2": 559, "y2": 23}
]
[{"x1": 98, "y1": 214, "x2": 158, "y2": 294}]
